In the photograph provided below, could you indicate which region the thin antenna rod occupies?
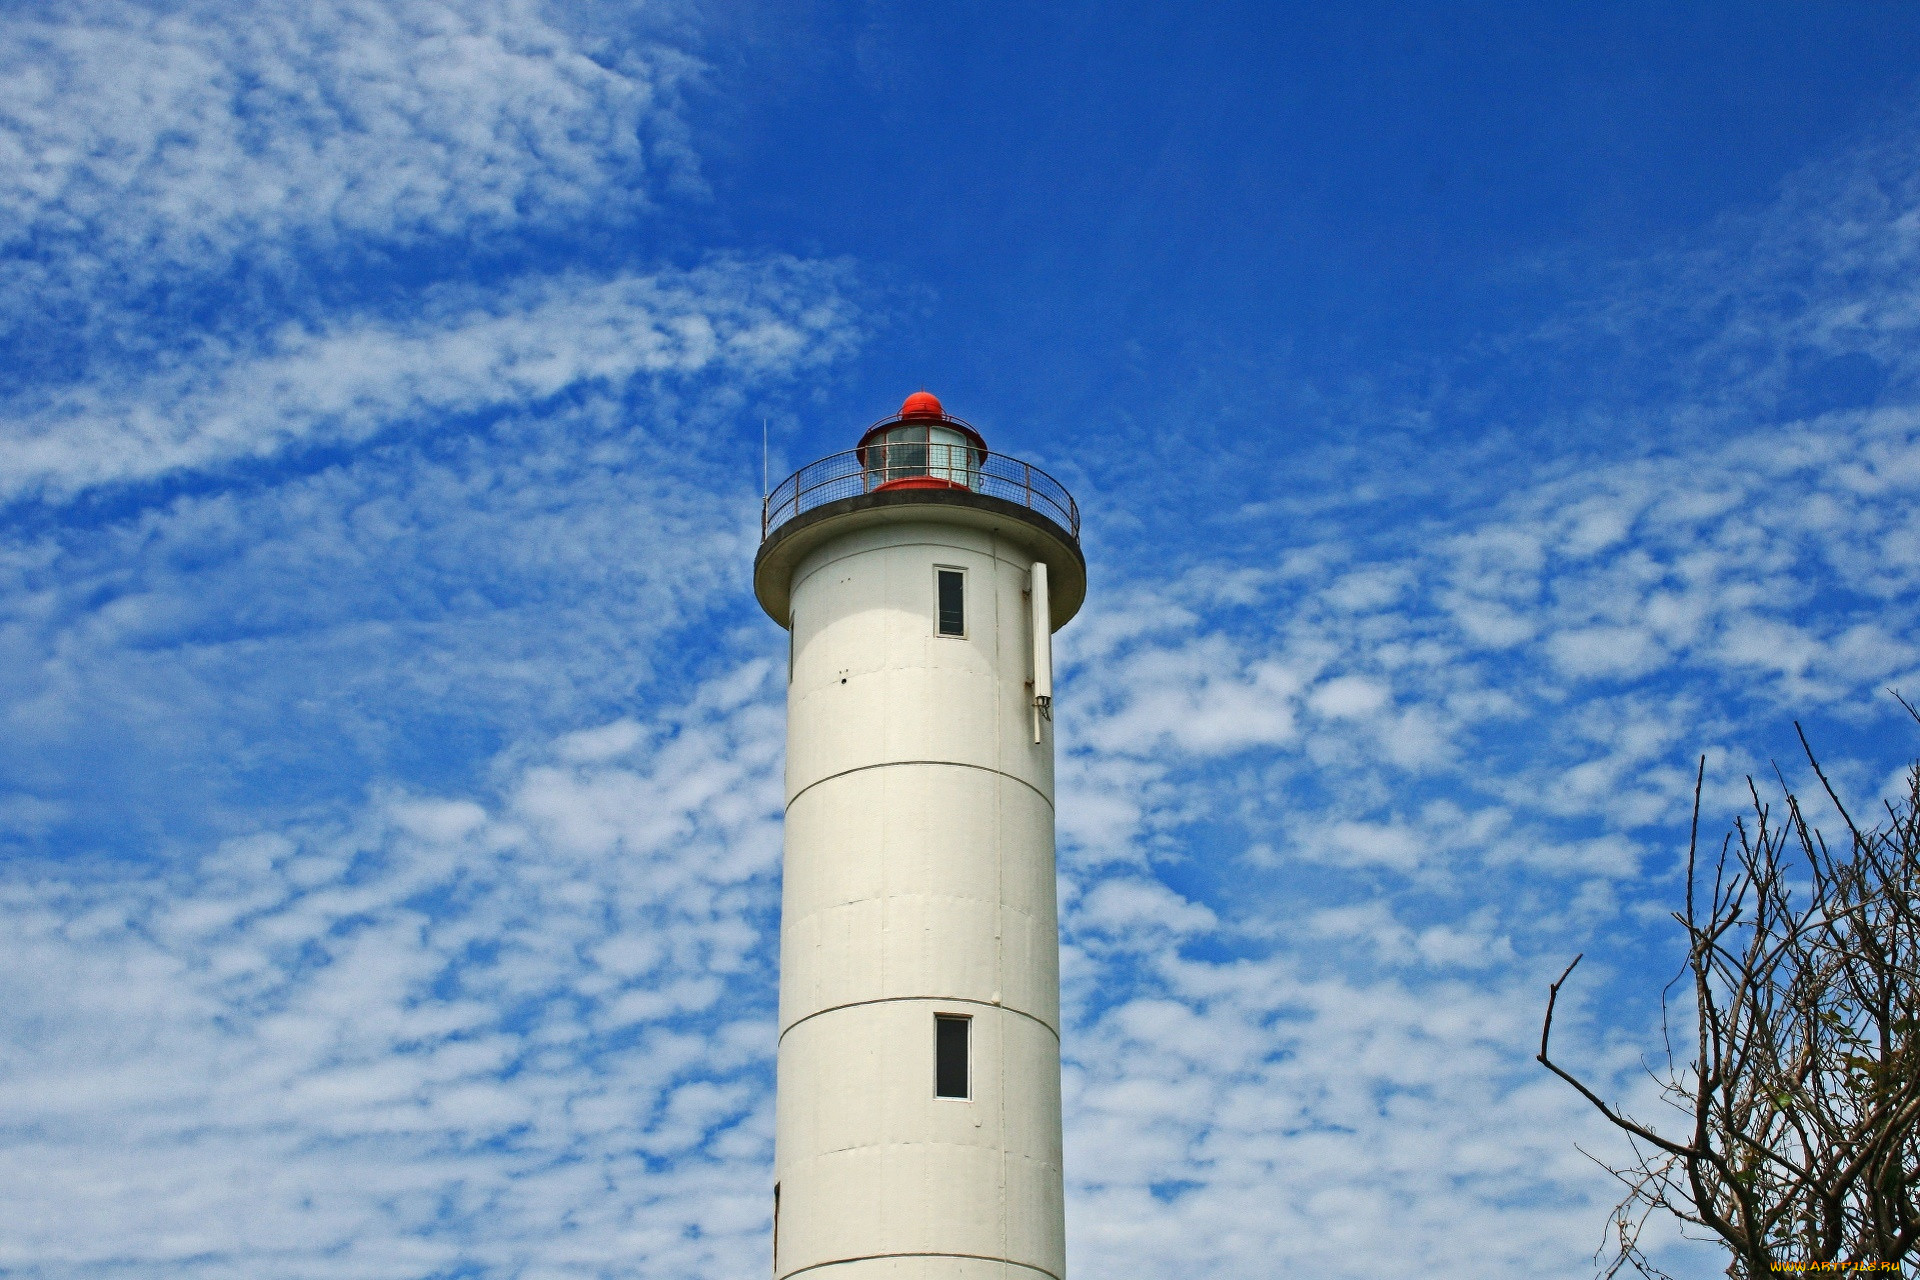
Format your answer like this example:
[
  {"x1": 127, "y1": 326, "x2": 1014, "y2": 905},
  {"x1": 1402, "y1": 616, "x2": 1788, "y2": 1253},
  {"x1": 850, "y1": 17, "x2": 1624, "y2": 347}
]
[{"x1": 762, "y1": 417, "x2": 769, "y2": 500}]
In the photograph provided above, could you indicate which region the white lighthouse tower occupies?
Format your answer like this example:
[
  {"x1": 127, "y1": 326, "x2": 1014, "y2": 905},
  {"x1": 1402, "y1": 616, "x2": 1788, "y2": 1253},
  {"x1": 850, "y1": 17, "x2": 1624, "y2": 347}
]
[{"x1": 755, "y1": 391, "x2": 1084, "y2": 1280}]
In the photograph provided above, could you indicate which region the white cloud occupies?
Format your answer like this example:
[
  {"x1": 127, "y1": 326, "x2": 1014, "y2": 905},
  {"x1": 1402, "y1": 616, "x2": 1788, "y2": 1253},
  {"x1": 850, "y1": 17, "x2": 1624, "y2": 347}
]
[
  {"x1": 1545, "y1": 624, "x2": 1666, "y2": 680},
  {"x1": 0, "y1": 676, "x2": 785, "y2": 1279},
  {"x1": 1070, "y1": 877, "x2": 1218, "y2": 939},
  {"x1": 1060, "y1": 949, "x2": 1685, "y2": 1278},
  {"x1": 1076, "y1": 636, "x2": 1305, "y2": 758},
  {"x1": 1307, "y1": 673, "x2": 1390, "y2": 719},
  {"x1": 1310, "y1": 818, "x2": 1426, "y2": 871},
  {"x1": 1037, "y1": 264, "x2": 1919, "y2": 1273},
  {"x1": 1, "y1": 258, "x2": 857, "y2": 502},
  {"x1": 0, "y1": 0, "x2": 691, "y2": 282}
]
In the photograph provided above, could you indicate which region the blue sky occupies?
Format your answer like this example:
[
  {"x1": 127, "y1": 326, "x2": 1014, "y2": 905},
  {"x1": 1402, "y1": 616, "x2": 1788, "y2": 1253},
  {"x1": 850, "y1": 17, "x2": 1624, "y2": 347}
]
[{"x1": 4, "y1": 2, "x2": 1920, "y2": 1276}]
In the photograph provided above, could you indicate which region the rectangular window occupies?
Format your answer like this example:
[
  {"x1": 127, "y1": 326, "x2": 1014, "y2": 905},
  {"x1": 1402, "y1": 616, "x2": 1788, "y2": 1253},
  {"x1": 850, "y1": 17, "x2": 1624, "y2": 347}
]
[
  {"x1": 935, "y1": 1014, "x2": 970, "y2": 1099},
  {"x1": 936, "y1": 569, "x2": 965, "y2": 637}
]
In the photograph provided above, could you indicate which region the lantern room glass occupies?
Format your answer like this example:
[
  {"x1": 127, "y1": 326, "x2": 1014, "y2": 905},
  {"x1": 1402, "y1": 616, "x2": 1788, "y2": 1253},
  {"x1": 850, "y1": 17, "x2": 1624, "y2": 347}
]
[{"x1": 863, "y1": 423, "x2": 982, "y2": 491}]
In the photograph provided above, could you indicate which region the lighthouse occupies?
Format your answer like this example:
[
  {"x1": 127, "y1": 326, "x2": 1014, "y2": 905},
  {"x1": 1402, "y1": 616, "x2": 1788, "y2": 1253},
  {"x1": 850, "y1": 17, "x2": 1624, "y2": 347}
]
[{"x1": 754, "y1": 391, "x2": 1084, "y2": 1280}]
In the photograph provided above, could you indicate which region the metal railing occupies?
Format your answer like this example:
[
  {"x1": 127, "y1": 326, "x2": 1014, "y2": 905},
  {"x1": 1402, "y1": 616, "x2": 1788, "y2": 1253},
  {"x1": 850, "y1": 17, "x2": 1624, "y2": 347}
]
[{"x1": 763, "y1": 447, "x2": 1080, "y2": 540}]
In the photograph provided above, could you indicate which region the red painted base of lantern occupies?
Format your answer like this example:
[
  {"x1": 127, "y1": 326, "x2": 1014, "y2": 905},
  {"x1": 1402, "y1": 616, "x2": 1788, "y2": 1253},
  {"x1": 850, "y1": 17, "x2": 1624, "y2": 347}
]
[{"x1": 873, "y1": 476, "x2": 968, "y2": 492}]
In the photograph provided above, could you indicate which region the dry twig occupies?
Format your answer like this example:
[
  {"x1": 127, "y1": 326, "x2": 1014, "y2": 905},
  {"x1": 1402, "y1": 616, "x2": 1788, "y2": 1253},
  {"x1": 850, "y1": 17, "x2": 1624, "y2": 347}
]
[{"x1": 1540, "y1": 726, "x2": 1920, "y2": 1278}]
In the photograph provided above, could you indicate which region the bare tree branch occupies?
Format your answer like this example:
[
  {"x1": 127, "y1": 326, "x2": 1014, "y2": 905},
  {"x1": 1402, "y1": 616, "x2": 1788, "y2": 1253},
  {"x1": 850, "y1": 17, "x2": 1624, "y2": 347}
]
[{"x1": 1539, "y1": 732, "x2": 1920, "y2": 1278}]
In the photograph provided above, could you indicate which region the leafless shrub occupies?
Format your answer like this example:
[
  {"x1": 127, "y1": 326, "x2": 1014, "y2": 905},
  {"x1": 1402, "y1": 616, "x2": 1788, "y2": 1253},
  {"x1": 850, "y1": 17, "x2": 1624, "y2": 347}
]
[{"x1": 1540, "y1": 713, "x2": 1920, "y2": 1279}]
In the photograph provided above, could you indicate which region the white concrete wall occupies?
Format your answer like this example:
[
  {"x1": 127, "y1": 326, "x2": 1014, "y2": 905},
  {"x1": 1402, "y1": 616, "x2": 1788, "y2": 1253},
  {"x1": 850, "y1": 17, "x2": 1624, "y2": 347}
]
[{"x1": 775, "y1": 517, "x2": 1065, "y2": 1280}]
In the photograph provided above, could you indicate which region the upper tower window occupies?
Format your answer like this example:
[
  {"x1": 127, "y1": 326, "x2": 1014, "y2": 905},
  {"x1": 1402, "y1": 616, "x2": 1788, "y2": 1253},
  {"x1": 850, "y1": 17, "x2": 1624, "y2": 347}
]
[{"x1": 937, "y1": 569, "x2": 965, "y2": 637}]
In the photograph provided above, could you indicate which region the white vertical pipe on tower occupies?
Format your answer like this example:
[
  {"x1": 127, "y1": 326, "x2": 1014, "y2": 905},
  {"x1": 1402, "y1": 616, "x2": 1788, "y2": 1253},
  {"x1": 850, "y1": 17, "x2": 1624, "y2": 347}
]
[
  {"x1": 1030, "y1": 560, "x2": 1051, "y2": 745},
  {"x1": 754, "y1": 393, "x2": 1084, "y2": 1280}
]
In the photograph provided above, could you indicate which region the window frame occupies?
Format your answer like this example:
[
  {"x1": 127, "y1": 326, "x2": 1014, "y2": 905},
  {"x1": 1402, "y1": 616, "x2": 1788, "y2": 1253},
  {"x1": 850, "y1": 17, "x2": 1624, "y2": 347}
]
[
  {"x1": 934, "y1": 1012, "x2": 971, "y2": 1100},
  {"x1": 934, "y1": 566, "x2": 967, "y2": 639}
]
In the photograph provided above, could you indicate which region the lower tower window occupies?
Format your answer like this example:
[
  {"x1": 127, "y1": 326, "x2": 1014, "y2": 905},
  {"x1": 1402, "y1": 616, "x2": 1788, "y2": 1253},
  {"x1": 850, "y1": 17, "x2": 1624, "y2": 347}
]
[{"x1": 935, "y1": 1013, "x2": 970, "y2": 1098}]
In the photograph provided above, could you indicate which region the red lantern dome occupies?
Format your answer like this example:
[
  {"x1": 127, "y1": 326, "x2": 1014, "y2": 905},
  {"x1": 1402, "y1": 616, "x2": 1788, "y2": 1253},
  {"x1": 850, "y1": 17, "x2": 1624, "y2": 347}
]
[{"x1": 898, "y1": 390, "x2": 945, "y2": 420}]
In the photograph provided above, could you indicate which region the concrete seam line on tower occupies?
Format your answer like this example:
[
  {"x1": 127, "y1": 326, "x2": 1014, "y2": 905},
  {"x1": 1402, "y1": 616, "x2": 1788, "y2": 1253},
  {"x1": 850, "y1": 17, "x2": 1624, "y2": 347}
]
[
  {"x1": 778, "y1": 1253, "x2": 1062, "y2": 1280},
  {"x1": 756, "y1": 488, "x2": 1085, "y2": 631},
  {"x1": 787, "y1": 537, "x2": 1065, "y2": 601},
  {"x1": 782, "y1": 758, "x2": 1057, "y2": 814},
  {"x1": 775, "y1": 995, "x2": 1060, "y2": 1045}
]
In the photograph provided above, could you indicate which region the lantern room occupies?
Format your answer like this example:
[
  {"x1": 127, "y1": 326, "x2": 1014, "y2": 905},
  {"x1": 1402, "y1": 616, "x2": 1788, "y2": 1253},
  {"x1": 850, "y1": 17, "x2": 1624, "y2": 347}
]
[{"x1": 857, "y1": 390, "x2": 987, "y2": 492}]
